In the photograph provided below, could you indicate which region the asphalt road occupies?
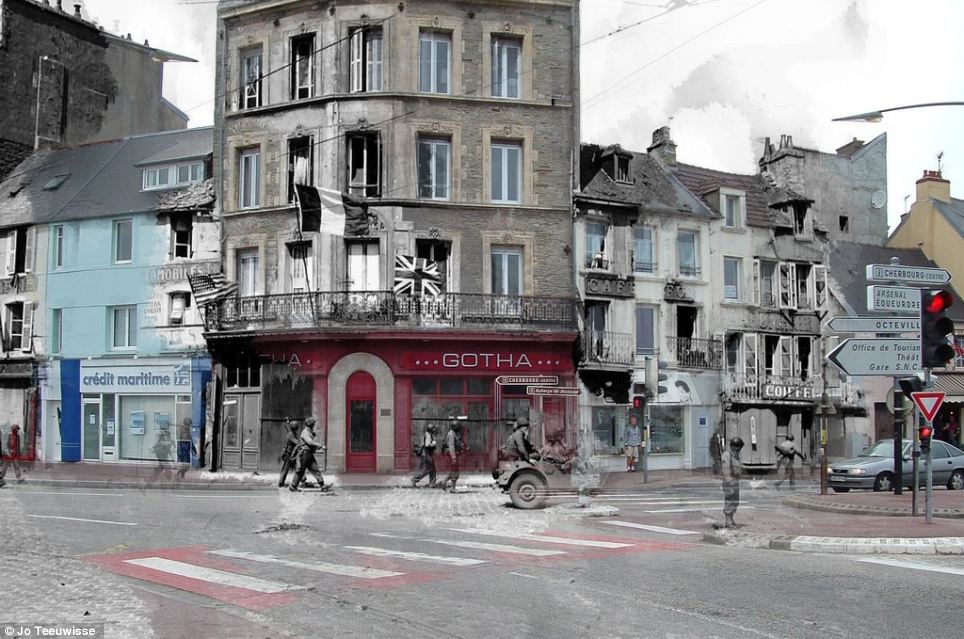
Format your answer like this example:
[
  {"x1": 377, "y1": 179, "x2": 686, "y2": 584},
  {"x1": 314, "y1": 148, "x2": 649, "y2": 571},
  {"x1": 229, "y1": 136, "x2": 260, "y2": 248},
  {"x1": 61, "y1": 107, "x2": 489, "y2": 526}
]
[{"x1": 4, "y1": 484, "x2": 962, "y2": 639}]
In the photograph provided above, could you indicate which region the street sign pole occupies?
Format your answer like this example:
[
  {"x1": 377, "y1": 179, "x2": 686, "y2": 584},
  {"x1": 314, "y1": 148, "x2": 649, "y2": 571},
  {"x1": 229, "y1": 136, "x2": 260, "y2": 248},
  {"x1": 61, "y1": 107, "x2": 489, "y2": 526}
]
[
  {"x1": 925, "y1": 368, "x2": 934, "y2": 524},
  {"x1": 893, "y1": 381, "x2": 904, "y2": 495}
]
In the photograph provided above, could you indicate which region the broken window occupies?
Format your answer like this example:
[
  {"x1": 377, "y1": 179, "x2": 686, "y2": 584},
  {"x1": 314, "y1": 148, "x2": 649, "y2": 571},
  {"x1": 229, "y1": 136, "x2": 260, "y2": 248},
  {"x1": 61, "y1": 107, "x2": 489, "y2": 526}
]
[
  {"x1": 2, "y1": 227, "x2": 34, "y2": 276},
  {"x1": 240, "y1": 48, "x2": 262, "y2": 109},
  {"x1": 792, "y1": 202, "x2": 809, "y2": 236},
  {"x1": 347, "y1": 133, "x2": 381, "y2": 197},
  {"x1": 4, "y1": 301, "x2": 31, "y2": 352},
  {"x1": 170, "y1": 214, "x2": 193, "y2": 259},
  {"x1": 615, "y1": 155, "x2": 631, "y2": 183},
  {"x1": 796, "y1": 336, "x2": 812, "y2": 380},
  {"x1": 838, "y1": 215, "x2": 850, "y2": 232},
  {"x1": 350, "y1": 27, "x2": 383, "y2": 92},
  {"x1": 169, "y1": 292, "x2": 191, "y2": 326},
  {"x1": 290, "y1": 34, "x2": 315, "y2": 100},
  {"x1": 795, "y1": 263, "x2": 812, "y2": 310},
  {"x1": 725, "y1": 333, "x2": 742, "y2": 374},
  {"x1": 416, "y1": 239, "x2": 450, "y2": 293},
  {"x1": 287, "y1": 136, "x2": 314, "y2": 203}
]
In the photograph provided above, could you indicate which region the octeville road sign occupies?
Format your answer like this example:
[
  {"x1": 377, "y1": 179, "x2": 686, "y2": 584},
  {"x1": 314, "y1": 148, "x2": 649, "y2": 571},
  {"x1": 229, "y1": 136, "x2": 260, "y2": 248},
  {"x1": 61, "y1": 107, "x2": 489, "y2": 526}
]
[
  {"x1": 826, "y1": 338, "x2": 921, "y2": 376},
  {"x1": 826, "y1": 316, "x2": 920, "y2": 333},
  {"x1": 866, "y1": 264, "x2": 952, "y2": 285},
  {"x1": 867, "y1": 285, "x2": 921, "y2": 312}
]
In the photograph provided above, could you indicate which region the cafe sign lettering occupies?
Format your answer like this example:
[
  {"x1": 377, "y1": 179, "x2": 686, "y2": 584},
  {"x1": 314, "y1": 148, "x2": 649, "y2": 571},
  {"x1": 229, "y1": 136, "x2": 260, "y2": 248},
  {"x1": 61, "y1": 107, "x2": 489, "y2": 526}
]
[
  {"x1": 585, "y1": 274, "x2": 634, "y2": 298},
  {"x1": 401, "y1": 351, "x2": 569, "y2": 372}
]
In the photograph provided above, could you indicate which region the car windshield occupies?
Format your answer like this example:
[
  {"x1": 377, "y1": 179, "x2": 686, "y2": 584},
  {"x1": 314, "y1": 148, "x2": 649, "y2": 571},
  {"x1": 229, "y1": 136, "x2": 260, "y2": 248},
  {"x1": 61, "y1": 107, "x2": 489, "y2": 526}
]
[{"x1": 861, "y1": 440, "x2": 910, "y2": 457}]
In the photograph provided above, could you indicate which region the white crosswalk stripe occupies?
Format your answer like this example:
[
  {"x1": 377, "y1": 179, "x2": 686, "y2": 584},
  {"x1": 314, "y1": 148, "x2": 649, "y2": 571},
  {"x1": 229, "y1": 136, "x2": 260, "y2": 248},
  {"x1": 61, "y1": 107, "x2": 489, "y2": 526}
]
[
  {"x1": 344, "y1": 546, "x2": 488, "y2": 566},
  {"x1": 124, "y1": 557, "x2": 305, "y2": 593},
  {"x1": 854, "y1": 557, "x2": 964, "y2": 577},
  {"x1": 449, "y1": 528, "x2": 633, "y2": 549},
  {"x1": 370, "y1": 533, "x2": 566, "y2": 557},
  {"x1": 209, "y1": 549, "x2": 404, "y2": 579},
  {"x1": 600, "y1": 521, "x2": 699, "y2": 536}
]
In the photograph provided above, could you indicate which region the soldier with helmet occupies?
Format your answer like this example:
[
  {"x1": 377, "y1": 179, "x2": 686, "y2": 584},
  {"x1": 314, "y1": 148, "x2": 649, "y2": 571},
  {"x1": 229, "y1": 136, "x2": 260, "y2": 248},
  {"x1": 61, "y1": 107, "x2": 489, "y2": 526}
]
[
  {"x1": 441, "y1": 418, "x2": 465, "y2": 492},
  {"x1": 411, "y1": 422, "x2": 439, "y2": 488},
  {"x1": 719, "y1": 437, "x2": 745, "y2": 528},
  {"x1": 289, "y1": 417, "x2": 328, "y2": 492}
]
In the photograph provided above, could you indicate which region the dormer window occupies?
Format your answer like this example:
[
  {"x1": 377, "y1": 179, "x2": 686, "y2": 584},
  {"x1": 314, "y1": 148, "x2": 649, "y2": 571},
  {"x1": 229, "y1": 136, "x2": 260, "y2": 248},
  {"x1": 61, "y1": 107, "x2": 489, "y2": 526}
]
[
  {"x1": 615, "y1": 155, "x2": 631, "y2": 183},
  {"x1": 721, "y1": 189, "x2": 745, "y2": 228},
  {"x1": 792, "y1": 202, "x2": 810, "y2": 236},
  {"x1": 143, "y1": 161, "x2": 205, "y2": 191}
]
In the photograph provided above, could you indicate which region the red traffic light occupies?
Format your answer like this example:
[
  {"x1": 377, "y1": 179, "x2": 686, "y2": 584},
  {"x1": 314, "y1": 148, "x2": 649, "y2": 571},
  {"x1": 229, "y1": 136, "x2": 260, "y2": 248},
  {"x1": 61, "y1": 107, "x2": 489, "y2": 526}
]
[
  {"x1": 923, "y1": 290, "x2": 953, "y2": 314},
  {"x1": 920, "y1": 425, "x2": 932, "y2": 439},
  {"x1": 632, "y1": 396, "x2": 644, "y2": 409}
]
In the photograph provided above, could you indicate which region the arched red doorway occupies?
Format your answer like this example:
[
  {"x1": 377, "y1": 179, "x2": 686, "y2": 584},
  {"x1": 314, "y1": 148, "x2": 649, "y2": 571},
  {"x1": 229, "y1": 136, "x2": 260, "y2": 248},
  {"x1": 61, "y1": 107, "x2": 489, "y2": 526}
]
[{"x1": 346, "y1": 371, "x2": 377, "y2": 472}]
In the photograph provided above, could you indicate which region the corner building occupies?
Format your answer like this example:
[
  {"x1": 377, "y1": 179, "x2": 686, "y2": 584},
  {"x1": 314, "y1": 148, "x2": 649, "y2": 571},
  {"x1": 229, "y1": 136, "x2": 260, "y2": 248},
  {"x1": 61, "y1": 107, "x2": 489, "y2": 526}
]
[{"x1": 208, "y1": 0, "x2": 580, "y2": 473}]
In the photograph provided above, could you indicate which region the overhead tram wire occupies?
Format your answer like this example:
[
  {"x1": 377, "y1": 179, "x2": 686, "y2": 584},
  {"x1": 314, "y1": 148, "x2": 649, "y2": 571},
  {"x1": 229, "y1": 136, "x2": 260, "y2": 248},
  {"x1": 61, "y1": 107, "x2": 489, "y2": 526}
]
[{"x1": 581, "y1": 0, "x2": 768, "y2": 112}]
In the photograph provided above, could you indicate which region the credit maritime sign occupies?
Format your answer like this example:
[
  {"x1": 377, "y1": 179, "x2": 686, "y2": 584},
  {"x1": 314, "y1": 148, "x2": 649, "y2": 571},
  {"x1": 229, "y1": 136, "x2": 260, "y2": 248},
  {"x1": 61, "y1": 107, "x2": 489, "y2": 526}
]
[{"x1": 80, "y1": 362, "x2": 192, "y2": 394}]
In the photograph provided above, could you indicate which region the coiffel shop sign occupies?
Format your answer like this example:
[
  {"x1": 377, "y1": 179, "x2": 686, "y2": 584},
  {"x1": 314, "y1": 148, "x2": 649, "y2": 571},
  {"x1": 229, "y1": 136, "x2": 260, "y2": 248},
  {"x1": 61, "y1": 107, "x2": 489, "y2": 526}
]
[{"x1": 80, "y1": 362, "x2": 192, "y2": 394}]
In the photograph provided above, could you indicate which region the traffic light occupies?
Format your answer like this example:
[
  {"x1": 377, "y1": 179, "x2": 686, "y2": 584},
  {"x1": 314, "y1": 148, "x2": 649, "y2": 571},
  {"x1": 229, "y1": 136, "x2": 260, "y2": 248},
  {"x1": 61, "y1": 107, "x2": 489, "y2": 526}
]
[
  {"x1": 919, "y1": 423, "x2": 933, "y2": 454},
  {"x1": 628, "y1": 395, "x2": 644, "y2": 430},
  {"x1": 898, "y1": 376, "x2": 923, "y2": 398},
  {"x1": 920, "y1": 289, "x2": 955, "y2": 368},
  {"x1": 644, "y1": 357, "x2": 669, "y2": 398}
]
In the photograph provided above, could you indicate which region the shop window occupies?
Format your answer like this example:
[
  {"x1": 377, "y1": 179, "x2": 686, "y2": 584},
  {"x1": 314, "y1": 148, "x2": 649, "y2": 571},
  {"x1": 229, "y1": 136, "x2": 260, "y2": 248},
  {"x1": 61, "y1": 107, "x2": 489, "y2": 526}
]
[
  {"x1": 347, "y1": 133, "x2": 381, "y2": 197},
  {"x1": 290, "y1": 33, "x2": 315, "y2": 100},
  {"x1": 650, "y1": 405, "x2": 684, "y2": 454},
  {"x1": 350, "y1": 26, "x2": 383, "y2": 92},
  {"x1": 288, "y1": 136, "x2": 314, "y2": 203},
  {"x1": 412, "y1": 376, "x2": 492, "y2": 458},
  {"x1": 591, "y1": 406, "x2": 624, "y2": 455},
  {"x1": 118, "y1": 395, "x2": 176, "y2": 462},
  {"x1": 170, "y1": 214, "x2": 193, "y2": 259}
]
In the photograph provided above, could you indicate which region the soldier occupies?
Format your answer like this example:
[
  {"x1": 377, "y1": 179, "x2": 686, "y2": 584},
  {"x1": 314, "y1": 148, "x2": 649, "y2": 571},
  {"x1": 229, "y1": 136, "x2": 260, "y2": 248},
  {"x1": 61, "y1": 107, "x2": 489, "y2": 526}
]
[
  {"x1": 278, "y1": 419, "x2": 302, "y2": 488},
  {"x1": 0, "y1": 424, "x2": 24, "y2": 488},
  {"x1": 411, "y1": 423, "x2": 438, "y2": 488},
  {"x1": 719, "y1": 437, "x2": 745, "y2": 528},
  {"x1": 441, "y1": 419, "x2": 465, "y2": 492},
  {"x1": 289, "y1": 417, "x2": 328, "y2": 492},
  {"x1": 504, "y1": 417, "x2": 538, "y2": 462},
  {"x1": 774, "y1": 434, "x2": 805, "y2": 489}
]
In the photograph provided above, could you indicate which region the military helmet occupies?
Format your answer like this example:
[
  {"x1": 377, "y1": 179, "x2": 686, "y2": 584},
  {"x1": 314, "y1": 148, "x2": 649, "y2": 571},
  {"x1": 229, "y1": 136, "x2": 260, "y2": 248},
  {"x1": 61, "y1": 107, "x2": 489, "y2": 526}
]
[
  {"x1": 786, "y1": 434, "x2": 795, "y2": 442},
  {"x1": 426, "y1": 424, "x2": 438, "y2": 433},
  {"x1": 730, "y1": 437, "x2": 745, "y2": 449}
]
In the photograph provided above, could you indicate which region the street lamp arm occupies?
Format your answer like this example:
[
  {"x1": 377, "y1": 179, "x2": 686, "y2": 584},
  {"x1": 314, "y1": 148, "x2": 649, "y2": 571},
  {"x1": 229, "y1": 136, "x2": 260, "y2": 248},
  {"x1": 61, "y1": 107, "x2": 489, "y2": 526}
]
[{"x1": 833, "y1": 101, "x2": 964, "y2": 122}]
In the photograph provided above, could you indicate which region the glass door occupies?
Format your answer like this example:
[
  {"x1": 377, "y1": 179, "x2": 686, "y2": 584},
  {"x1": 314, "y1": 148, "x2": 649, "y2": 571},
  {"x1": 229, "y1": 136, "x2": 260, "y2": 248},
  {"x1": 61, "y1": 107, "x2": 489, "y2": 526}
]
[
  {"x1": 82, "y1": 399, "x2": 101, "y2": 461},
  {"x1": 346, "y1": 371, "x2": 376, "y2": 472}
]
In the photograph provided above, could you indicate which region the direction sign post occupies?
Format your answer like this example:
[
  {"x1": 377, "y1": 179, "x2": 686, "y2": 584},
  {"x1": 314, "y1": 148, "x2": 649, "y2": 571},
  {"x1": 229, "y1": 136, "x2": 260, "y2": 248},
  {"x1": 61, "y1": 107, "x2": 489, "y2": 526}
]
[
  {"x1": 526, "y1": 386, "x2": 580, "y2": 397},
  {"x1": 496, "y1": 375, "x2": 558, "y2": 386},
  {"x1": 825, "y1": 339, "x2": 921, "y2": 376},
  {"x1": 866, "y1": 264, "x2": 952, "y2": 285},
  {"x1": 867, "y1": 286, "x2": 922, "y2": 312},
  {"x1": 826, "y1": 316, "x2": 920, "y2": 334}
]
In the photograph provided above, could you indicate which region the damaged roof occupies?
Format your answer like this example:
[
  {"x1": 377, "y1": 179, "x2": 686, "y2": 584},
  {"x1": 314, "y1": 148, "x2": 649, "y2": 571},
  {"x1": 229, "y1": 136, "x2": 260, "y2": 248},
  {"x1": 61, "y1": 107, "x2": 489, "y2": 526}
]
[
  {"x1": 577, "y1": 144, "x2": 714, "y2": 218},
  {"x1": 0, "y1": 127, "x2": 213, "y2": 227},
  {"x1": 671, "y1": 163, "x2": 774, "y2": 227},
  {"x1": 828, "y1": 241, "x2": 964, "y2": 320}
]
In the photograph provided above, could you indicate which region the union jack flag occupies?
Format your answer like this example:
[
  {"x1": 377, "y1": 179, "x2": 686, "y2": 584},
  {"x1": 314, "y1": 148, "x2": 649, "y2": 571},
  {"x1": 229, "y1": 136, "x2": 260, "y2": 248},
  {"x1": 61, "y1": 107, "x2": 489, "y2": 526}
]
[{"x1": 393, "y1": 254, "x2": 442, "y2": 298}]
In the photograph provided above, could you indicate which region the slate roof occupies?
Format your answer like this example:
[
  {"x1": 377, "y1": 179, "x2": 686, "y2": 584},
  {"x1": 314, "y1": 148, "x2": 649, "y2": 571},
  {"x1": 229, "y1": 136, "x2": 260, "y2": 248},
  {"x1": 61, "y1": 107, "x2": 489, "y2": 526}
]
[
  {"x1": 671, "y1": 163, "x2": 775, "y2": 227},
  {"x1": 828, "y1": 241, "x2": 964, "y2": 320},
  {"x1": 932, "y1": 198, "x2": 964, "y2": 237},
  {"x1": 0, "y1": 127, "x2": 213, "y2": 228},
  {"x1": 577, "y1": 144, "x2": 714, "y2": 218},
  {"x1": 0, "y1": 139, "x2": 34, "y2": 182}
]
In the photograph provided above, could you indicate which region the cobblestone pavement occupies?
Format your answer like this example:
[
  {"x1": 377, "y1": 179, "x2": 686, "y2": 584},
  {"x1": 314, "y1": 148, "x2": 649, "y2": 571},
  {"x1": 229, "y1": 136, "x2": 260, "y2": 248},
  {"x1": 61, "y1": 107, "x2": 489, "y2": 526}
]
[{"x1": 0, "y1": 490, "x2": 155, "y2": 637}]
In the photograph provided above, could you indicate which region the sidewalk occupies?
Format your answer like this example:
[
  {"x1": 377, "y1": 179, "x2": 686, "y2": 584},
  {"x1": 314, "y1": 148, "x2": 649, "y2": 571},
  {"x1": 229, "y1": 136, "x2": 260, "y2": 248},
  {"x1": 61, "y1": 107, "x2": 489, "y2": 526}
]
[{"x1": 703, "y1": 486, "x2": 964, "y2": 554}]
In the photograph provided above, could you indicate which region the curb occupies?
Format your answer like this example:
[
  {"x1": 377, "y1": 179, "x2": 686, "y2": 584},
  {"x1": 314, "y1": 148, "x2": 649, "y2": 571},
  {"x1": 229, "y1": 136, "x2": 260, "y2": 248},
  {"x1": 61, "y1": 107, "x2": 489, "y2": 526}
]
[
  {"x1": 702, "y1": 531, "x2": 964, "y2": 554},
  {"x1": 784, "y1": 495, "x2": 964, "y2": 519},
  {"x1": 18, "y1": 477, "x2": 499, "y2": 492}
]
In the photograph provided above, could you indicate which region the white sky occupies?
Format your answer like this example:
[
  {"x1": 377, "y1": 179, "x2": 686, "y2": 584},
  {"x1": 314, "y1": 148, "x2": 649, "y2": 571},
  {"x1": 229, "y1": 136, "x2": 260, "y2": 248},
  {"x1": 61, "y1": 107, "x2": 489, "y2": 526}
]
[{"x1": 81, "y1": 0, "x2": 964, "y2": 232}]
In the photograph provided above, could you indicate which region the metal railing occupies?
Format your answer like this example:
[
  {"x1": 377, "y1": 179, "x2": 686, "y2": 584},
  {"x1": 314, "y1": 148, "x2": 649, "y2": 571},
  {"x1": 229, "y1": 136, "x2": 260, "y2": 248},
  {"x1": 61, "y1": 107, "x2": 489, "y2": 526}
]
[
  {"x1": 579, "y1": 330, "x2": 634, "y2": 366},
  {"x1": 723, "y1": 372, "x2": 820, "y2": 401},
  {"x1": 668, "y1": 336, "x2": 723, "y2": 369},
  {"x1": 206, "y1": 291, "x2": 577, "y2": 333}
]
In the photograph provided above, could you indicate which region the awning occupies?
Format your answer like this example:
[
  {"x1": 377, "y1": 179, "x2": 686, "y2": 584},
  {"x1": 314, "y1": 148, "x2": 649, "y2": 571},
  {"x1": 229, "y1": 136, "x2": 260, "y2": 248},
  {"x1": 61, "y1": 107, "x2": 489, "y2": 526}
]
[{"x1": 933, "y1": 372, "x2": 964, "y2": 403}]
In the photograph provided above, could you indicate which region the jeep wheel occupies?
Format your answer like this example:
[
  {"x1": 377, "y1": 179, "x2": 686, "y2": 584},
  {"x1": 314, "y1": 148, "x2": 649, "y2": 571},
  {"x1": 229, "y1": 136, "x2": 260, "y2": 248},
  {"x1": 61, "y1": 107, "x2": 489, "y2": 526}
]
[{"x1": 508, "y1": 474, "x2": 548, "y2": 509}]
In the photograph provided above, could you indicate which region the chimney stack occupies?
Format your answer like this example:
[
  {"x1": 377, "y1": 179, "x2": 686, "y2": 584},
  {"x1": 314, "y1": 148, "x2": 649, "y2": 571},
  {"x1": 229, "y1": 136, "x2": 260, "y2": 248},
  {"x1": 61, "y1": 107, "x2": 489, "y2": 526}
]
[
  {"x1": 74, "y1": 3, "x2": 82, "y2": 18},
  {"x1": 647, "y1": 126, "x2": 677, "y2": 166},
  {"x1": 915, "y1": 169, "x2": 951, "y2": 204}
]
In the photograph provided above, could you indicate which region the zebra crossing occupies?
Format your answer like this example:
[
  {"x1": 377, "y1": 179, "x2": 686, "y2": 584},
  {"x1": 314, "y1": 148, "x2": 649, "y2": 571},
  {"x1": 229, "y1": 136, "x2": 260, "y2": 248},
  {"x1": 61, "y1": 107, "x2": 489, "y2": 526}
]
[{"x1": 83, "y1": 525, "x2": 691, "y2": 610}]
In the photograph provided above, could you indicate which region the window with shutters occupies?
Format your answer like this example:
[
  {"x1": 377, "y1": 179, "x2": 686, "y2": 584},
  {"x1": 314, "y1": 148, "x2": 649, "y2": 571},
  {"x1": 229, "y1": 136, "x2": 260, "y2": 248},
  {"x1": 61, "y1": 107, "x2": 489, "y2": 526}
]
[
  {"x1": 2, "y1": 227, "x2": 34, "y2": 276},
  {"x1": 795, "y1": 263, "x2": 813, "y2": 310},
  {"x1": 170, "y1": 214, "x2": 193, "y2": 259},
  {"x1": 350, "y1": 27, "x2": 383, "y2": 92},
  {"x1": 168, "y1": 292, "x2": 191, "y2": 326},
  {"x1": 288, "y1": 242, "x2": 313, "y2": 293},
  {"x1": 290, "y1": 34, "x2": 315, "y2": 100},
  {"x1": 754, "y1": 259, "x2": 777, "y2": 307},
  {"x1": 813, "y1": 265, "x2": 828, "y2": 310},
  {"x1": 346, "y1": 241, "x2": 379, "y2": 291},
  {"x1": 4, "y1": 302, "x2": 31, "y2": 352},
  {"x1": 287, "y1": 137, "x2": 313, "y2": 203},
  {"x1": 778, "y1": 262, "x2": 796, "y2": 309},
  {"x1": 347, "y1": 133, "x2": 381, "y2": 197}
]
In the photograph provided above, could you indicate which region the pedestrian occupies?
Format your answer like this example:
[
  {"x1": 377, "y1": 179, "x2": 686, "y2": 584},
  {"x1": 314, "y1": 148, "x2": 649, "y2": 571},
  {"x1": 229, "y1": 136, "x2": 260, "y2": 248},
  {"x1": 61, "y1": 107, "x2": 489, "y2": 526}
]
[
  {"x1": 942, "y1": 412, "x2": 959, "y2": 445},
  {"x1": 289, "y1": 417, "x2": 328, "y2": 492},
  {"x1": 441, "y1": 419, "x2": 465, "y2": 492},
  {"x1": 411, "y1": 423, "x2": 438, "y2": 488},
  {"x1": 719, "y1": 437, "x2": 745, "y2": 529},
  {"x1": 278, "y1": 419, "x2": 302, "y2": 488},
  {"x1": 504, "y1": 417, "x2": 537, "y2": 462},
  {"x1": 0, "y1": 424, "x2": 24, "y2": 487},
  {"x1": 774, "y1": 434, "x2": 805, "y2": 489},
  {"x1": 623, "y1": 420, "x2": 642, "y2": 472}
]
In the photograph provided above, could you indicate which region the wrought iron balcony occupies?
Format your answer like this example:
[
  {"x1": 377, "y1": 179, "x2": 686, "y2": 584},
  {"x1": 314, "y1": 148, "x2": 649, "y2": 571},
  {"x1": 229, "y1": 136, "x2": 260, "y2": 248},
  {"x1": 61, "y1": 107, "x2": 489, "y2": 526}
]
[
  {"x1": 204, "y1": 291, "x2": 577, "y2": 333},
  {"x1": 579, "y1": 330, "x2": 634, "y2": 367},
  {"x1": 668, "y1": 336, "x2": 723, "y2": 369},
  {"x1": 723, "y1": 372, "x2": 820, "y2": 402}
]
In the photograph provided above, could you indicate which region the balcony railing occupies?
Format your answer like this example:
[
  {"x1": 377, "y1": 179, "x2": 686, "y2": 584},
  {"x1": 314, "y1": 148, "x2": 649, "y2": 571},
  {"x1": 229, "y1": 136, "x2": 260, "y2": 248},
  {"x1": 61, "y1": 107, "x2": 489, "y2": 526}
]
[
  {"x1": 205, "y1": 291, "x2": 577, "y2": 333},
  {"x1": 580, "y1": 330, "x2": 634, "y2": 366},
  {"x1": 668, "y1": 336, "x2": 723, "y2": 369},
  {"x1": 723, "y1": 372, "x2": 819, "y2": 402}
]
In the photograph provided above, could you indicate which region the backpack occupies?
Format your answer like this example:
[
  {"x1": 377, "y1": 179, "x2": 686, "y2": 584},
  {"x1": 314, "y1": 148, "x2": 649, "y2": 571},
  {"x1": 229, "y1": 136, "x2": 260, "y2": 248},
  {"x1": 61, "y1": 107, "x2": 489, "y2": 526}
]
[
  {"x1": 442, "y1": 432, "x2": 465, "y2": 453},
  {"x1": 412, "y1": 437, "x2": 423, "y2": 456}
]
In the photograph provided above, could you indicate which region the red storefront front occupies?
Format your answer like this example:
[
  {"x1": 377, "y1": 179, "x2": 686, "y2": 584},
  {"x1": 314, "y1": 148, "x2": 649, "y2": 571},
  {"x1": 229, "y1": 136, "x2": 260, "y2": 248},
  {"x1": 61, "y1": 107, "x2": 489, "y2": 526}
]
[{"x1": 255, "y1": 332, "x2": 578, "y2": 473}]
